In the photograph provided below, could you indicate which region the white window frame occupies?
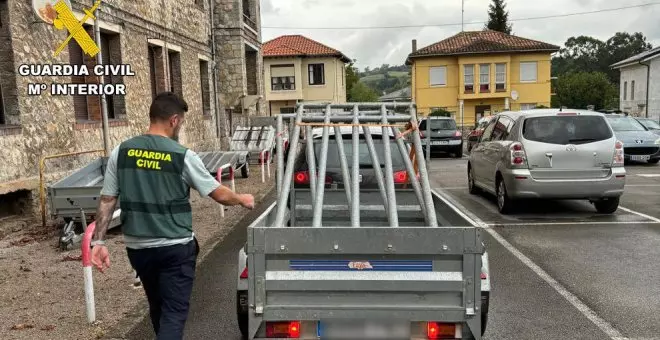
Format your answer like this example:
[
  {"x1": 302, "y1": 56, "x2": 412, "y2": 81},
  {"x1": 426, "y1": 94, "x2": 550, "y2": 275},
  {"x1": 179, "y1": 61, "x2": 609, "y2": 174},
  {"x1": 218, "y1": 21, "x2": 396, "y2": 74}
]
[
  {"x1": 520, "y1": 62, "x2": 538, "y2": 83},
  {"x1": 308, "y1": 63, "x2": 325, "y2": 86},
  {"x1": 464, "y1": 64, "x2": 474, "y2": 93},
  {"x1": 623, "y1": 81, "x2": 627, "y2": 101},
  {"x1": 495, "y1": 63, "x2": 506, "y2": 91},
  {"x1": 429, "y1": 66, "x2": 447, "y2": 87},
  {"x1": 479, "y1": 64, "x2": 490, "y2": 92}
]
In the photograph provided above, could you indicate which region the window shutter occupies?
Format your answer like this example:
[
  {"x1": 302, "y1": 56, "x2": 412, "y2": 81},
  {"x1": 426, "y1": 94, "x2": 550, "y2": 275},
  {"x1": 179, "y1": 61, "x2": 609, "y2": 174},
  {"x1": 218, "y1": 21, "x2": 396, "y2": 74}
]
[
  {"x1": 429, "y1": 66, "x2": 446, "y2": 86},
  {"x1": 69, "y1": 43, "x2": 88, "y2": 121}
]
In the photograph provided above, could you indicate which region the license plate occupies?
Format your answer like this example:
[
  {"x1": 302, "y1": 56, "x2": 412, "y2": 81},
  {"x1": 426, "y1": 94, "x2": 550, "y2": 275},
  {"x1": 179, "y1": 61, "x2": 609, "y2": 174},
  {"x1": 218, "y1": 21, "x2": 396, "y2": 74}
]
[
  {"x1": 318, "y1": 320, "x2": 410, "y2": 339},
  {"x1": 631, "y1": 155, "x2": 650, "y2": 161},
  {"x1": 431, "y1": 141, "x2": 449, "y2": 145}
]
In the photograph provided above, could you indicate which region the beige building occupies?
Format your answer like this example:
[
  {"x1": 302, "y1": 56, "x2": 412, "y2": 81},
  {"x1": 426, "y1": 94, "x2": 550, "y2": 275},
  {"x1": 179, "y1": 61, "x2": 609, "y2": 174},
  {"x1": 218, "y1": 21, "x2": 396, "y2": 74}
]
[{"x1": 263, "y1": 35, "x2": 351, "y2": 115}]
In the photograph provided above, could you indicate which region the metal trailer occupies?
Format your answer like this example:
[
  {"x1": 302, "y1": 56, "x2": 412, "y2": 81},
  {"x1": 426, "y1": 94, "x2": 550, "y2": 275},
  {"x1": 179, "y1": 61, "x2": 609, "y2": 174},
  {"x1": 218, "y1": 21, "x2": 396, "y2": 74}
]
[
  {"x1": 235, "y1": 103, "x2": 489, "y2": 340},
  {"x1": 48, "y1": 150, "x2": 249, "y2": 249}
]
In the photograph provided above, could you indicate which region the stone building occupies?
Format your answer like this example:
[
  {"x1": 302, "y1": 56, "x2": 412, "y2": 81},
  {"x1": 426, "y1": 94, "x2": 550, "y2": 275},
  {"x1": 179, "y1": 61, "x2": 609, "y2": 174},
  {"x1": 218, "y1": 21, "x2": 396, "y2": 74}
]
[{"x1": 0, "y1": 0, "x2": 264, "y2": 219}]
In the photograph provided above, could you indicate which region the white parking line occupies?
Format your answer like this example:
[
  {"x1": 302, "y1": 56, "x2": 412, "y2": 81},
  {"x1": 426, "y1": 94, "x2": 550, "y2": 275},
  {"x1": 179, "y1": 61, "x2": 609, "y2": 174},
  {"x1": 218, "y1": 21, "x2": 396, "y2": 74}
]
[
  {"x1": 625, "y1": 184, "x2": 660, "y2": 187},
  {"x1": 486, "y1": 221, "x2": 660, "y2": 227},
  {"x1": 434, "y1": 188, "x2": 627, "y2": 340},
  {"x1": 618, "y1": 206, "x2": 660, "y2": 224},
  {"x1": 636, "y1": 174, "x2": 660, "y2": 178}
]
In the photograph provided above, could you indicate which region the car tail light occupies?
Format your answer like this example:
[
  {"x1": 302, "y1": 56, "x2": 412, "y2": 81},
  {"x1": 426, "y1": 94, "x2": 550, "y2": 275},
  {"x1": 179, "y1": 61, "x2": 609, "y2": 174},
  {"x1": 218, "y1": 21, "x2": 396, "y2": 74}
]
[
  {"x1": 266, "y1": 321, "x2": 300, "y2": 338},
  {"x1": 427, "y1": 322, "x2": 456, "y2": 339},
  {"x1": 557, "y1": 112, "x2": 578, "y2": 116},
  {"x1": 613, "y1": 140, "x2": 624, "y2": 166},
  {"x1": 293, "y1": 171, "x2": 332, "y2": 185},
  {"x1": 240, "y1": 265, "x2": 248, "y2": 279},
  {"x1": 454, "y1": 130, "x2": 462, "y2": 137},
  {"x1": 510, "y1": 142, "x2": 527, "y2": 167}
]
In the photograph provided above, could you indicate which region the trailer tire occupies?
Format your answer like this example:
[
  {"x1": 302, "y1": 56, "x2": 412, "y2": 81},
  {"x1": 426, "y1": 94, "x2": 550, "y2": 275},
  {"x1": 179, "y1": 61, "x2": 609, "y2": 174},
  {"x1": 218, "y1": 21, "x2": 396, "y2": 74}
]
[{"x1": 241, "y1": 163, "x2": 250, "y2": 179}]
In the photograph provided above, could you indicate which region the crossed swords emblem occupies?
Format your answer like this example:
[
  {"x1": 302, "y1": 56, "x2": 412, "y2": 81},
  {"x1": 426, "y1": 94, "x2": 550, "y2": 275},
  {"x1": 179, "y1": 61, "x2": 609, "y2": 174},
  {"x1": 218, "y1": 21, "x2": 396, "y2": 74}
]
[{"x1": 52, "y1": 0, "x2": 102, "y2": 58}]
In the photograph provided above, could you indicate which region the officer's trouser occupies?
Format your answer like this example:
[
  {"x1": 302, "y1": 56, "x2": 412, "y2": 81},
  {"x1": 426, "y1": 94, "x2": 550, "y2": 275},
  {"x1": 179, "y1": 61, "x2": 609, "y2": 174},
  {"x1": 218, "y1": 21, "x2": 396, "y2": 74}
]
[{"x1": 127, "y1": 238, "x2": 199, "y2": 340}]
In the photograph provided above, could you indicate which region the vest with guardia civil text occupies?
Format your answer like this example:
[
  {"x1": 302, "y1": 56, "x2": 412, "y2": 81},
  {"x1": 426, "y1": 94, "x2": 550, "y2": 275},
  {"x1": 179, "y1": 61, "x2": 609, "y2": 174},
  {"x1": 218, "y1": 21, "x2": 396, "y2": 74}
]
[{"x1": 116, "y1": 135, "x2": 192, "y2": 238}]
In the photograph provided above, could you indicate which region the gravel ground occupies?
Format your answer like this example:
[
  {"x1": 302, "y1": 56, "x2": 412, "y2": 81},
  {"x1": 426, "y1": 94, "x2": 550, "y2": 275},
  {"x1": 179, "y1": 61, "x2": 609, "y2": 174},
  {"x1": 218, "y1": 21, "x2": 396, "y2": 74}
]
[{"x1": 0, "y1": 165, "x2": 274, "y2": 340}]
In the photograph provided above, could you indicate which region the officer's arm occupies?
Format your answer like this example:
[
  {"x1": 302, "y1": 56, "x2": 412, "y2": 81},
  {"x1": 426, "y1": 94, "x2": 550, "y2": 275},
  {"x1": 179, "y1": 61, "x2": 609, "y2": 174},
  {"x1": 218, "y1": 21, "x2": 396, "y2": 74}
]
[
  {"x1": 93, "y1": 147, "x2": 120, "y2": 243},
  {"x1": 208, "y1": 185, "x2": 248, "y2": 206},
  {"x1": 184, "y1": 151, "x2": 252, "y2": 207}
]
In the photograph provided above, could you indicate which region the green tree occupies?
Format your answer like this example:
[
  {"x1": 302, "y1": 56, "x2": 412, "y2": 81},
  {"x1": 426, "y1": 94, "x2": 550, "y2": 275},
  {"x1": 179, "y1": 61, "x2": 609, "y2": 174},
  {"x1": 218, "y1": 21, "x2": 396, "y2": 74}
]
[
  {"x1": 552, "y1": 32, "x2": 652, "y2": 84},
  {"x1": 348, "y1": 82, "x2": 379, "y2": 102},
  {"x1": 430, "y1": 108, "x2": 452, "y2": 117},
  {"x1": 485, "y1": 0, "x2": 512, "y2": 34},
  {"x1": 345, "y1": 62, "x2": 360, "y2": 95},
  {"x1": 551, "y1": 72, "x2": 618, "y2": 110}
]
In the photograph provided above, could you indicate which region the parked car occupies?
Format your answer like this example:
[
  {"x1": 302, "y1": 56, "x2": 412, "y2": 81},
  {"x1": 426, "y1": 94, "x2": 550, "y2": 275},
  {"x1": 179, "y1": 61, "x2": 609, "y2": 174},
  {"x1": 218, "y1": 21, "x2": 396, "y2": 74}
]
[
  {"x1": 468, "y1": 109, "x2": 626, "y2": 214},
  {"x1": 293, "y1": 126, "x2": 413, "y2": 189},
  {"x1": 635, "y1": 117, "x2": 660, "y2": 136},
  {"x1": 418, "y1": 117, "x2": 463, "y2": 158},
  {"x1": 605, "y1": 114, "x2": 660, "y2": 163},
  {"x1": 468, "y1": 116, "x2": 496, "y2": 153}
]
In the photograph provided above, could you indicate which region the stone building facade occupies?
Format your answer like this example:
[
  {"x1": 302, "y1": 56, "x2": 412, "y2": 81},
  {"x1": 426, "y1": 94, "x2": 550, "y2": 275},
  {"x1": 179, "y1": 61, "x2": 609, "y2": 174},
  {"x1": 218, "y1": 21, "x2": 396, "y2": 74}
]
[{"x1": 0, "y1": 0, "x2": 264, "y2": 219}]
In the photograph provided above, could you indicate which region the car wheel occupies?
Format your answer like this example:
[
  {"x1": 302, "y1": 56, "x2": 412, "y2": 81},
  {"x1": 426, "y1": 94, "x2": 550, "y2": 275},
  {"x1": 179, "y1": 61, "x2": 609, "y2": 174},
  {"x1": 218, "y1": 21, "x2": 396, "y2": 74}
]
[
  {"x1": 454, "y1": 146, "x2": 463, "y2": 158},
  {"x1": 594, "y1": 197, "x2": 620, "y2": 214},
  {"x1": 241, "y1": 163, "x2": 250, "y2": 179},
  {"x1": 648, "y1": 159, "x2": 659, "y2": 164},
  {"x1": 496, "y1": 177, "x2": 514, "y2": 214},
  {"x1": 468, "y1": 165, "x2": 480, "y2": 195}
]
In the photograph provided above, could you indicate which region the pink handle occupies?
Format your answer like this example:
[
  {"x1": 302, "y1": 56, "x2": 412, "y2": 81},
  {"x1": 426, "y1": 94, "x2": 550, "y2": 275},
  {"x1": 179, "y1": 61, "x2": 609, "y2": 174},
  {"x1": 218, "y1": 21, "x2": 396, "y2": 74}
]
[{"x1": 82, "y1": 221, "x2": 96, "y2": 267}]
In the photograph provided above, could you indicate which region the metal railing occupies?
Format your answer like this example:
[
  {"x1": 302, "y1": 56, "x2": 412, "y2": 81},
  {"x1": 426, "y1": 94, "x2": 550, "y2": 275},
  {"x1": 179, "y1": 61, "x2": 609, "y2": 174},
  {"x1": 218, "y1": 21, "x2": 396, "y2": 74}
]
[{"x1": 273, "y1": 102, "x2": 437, "y2": 228}]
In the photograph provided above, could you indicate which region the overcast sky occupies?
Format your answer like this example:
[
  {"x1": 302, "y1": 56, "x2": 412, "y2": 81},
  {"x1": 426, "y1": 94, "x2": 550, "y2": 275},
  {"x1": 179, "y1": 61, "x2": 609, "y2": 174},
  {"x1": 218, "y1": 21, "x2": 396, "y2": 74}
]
[{"x1": 261, "y1": 0, "x2": 660, "y2": 70}]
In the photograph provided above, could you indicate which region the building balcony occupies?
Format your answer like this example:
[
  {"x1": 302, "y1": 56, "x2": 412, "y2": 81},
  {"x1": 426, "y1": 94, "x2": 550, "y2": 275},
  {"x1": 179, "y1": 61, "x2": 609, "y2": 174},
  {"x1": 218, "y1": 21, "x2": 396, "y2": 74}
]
[{"x1": 243, "y1": 14, "x2": 257, "y2": 32}]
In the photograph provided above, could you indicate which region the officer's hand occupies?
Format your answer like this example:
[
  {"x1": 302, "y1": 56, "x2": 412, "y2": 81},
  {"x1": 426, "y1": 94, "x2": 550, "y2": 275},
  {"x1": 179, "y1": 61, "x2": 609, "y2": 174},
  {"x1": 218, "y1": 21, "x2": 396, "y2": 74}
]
[
  {"x1": 240, "y1": 194, "x2": 255, "y2": 210},
  {"x1": 91, "y1": 245, "x2": 111, "y2": 273}
]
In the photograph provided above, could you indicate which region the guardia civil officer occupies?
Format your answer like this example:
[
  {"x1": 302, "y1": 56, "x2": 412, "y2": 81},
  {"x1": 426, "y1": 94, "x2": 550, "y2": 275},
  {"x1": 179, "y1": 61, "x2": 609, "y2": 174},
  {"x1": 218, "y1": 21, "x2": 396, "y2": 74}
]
[{"x1": 90, "y1": 92, "x2": 254, "y2": 340}]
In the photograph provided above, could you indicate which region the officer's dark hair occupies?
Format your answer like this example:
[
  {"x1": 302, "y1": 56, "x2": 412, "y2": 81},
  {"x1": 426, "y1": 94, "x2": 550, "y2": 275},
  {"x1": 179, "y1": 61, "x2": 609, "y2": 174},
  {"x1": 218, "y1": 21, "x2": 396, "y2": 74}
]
[{"x1": 149, "y1": 92, "x2": 189, "y2": 122}]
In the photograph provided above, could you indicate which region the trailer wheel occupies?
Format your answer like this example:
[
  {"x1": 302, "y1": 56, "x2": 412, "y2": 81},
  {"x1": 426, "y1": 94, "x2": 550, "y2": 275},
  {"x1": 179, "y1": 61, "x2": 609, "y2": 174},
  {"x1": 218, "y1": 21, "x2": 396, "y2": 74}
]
[{"x1": 241, "y1": 163, "x2": 250, "y2": 178}]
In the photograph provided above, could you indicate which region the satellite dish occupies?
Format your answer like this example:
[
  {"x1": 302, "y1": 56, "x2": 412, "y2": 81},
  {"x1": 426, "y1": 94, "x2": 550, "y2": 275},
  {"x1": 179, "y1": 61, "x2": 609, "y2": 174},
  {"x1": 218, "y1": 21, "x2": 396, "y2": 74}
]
[
  {"x1": 511, "y1": 90, "x2": 519, "y2": 101},
  {"x1": 32, "y1": 0, "x2": 71, "y2": 25}
]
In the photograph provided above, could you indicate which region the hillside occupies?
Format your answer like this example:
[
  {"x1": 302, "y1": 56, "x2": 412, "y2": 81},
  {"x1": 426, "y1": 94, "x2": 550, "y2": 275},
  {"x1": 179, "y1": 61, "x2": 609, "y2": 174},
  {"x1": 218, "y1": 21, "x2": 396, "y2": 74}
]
[{"x1": 359, "y1": 64, "x2": 411, "y2": 97}]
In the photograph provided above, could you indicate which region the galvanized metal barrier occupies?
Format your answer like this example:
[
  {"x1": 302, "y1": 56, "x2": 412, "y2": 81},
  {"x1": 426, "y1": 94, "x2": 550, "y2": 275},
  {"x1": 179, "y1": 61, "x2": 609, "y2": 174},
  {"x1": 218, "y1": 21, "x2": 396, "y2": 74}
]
[{"x1": 273, "y1": 102, "x2": 437, "y2": 228}]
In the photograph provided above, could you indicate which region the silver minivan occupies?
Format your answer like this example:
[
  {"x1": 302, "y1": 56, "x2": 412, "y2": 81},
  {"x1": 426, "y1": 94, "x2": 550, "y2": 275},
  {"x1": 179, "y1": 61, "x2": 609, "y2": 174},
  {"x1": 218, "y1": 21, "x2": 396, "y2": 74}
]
[{"x1": 468, "y1": 109, "x2": 626, "y2": 214}]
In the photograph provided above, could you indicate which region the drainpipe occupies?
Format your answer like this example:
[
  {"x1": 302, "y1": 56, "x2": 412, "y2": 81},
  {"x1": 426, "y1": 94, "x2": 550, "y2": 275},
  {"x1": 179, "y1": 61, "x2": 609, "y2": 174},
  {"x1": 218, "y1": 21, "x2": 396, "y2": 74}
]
[
  {"x1": 638, "y1": 60, "x2": 651, "y2": 119},
  {"x1": 210, "y1": 0, "x2": 221, "y2": 138}
]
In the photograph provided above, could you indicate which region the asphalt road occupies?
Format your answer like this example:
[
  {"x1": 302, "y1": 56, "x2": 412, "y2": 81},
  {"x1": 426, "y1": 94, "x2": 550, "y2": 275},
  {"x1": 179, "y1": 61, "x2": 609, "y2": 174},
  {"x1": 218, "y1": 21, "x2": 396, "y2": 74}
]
[{"x1": 126, "y1": 157, "x2": 660, "y2": 340}]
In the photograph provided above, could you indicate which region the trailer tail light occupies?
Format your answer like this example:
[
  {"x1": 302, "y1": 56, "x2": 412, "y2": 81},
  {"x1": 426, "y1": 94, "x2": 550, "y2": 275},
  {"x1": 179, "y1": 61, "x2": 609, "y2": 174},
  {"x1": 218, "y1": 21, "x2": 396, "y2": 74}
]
[
  {"x1": 427, "y1": 322, "x2": 456, "y2": 339},
  {"x1": 613, "y1": 140, "x2": 624, "y2": 167},
  {"x1": 293, "y1": 171, "x2": 332, "y2": 185},
  {"x1": 510, "y1": 142, "x2": 527, "y2": 167},
  {"x1": 266, "y1": 321, "x2": 300, "y2": 338},
  {"x1": 240, "y1": 265, "x2": 248, "y2": 279},
  {"x1": 393, "y1": 170, "x2": 420, "y2": 184}
]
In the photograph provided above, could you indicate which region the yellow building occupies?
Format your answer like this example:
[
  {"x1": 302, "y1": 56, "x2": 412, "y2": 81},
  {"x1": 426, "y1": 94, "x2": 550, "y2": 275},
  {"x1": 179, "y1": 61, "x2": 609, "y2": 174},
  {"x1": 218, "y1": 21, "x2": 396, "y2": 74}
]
[
  {"x1": 263, "y1": 35, "x2": 351, "y2": 115},
  {"x1": 406, "y1": 30, "x2": 560, "y2": 127}
]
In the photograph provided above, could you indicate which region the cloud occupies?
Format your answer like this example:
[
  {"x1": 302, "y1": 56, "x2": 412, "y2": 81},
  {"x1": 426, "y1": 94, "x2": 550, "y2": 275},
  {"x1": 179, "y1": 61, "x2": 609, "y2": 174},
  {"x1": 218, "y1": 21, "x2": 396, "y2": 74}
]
[{"x1": 262, "y1": 0, "x2": 660, "y2": 69}]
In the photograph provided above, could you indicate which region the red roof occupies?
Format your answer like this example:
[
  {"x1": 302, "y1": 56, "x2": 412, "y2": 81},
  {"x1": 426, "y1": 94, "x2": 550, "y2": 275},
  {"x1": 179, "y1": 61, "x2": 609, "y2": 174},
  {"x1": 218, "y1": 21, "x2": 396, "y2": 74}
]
[
  {"x1": 263, "y1": 35, "x2": 351, "y2": 62},
  {"x1": 408, "y1": 30, "x2": 559, "y2": 61}
]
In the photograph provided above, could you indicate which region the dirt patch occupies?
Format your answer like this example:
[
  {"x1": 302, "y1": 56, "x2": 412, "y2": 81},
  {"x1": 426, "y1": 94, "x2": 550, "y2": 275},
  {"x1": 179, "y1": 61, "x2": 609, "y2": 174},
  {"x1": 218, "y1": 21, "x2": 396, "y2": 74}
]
[{"x1": 0, "y1": 165, "x2": 274, "y2": 340}]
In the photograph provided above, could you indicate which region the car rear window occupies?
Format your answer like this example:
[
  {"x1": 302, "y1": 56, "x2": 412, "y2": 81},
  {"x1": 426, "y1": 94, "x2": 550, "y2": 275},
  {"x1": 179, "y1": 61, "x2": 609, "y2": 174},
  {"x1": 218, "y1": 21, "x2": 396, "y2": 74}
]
[
  {"x1": 316, "y1": 140, "x2": 406, "y2": 169},
  {"x1": 639, "y1": 119, "x2": 660, "y2": 129},
  {"x1": 522, "y1": 116, "x2": 612, "y2": 145},
  {"x1": 419, "y1": 119, "x2": 457, "y2": 131},
  {"x1": 606, "y1": 116, "x2": 647, "y2": 132}
]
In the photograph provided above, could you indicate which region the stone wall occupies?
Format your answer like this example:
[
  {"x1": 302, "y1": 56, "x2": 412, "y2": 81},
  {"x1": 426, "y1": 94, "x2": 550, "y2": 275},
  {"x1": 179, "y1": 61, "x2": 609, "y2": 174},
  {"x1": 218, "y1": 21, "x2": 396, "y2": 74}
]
[{"x1": 0, "y1": 0, "x2": 254, "y2": 218}]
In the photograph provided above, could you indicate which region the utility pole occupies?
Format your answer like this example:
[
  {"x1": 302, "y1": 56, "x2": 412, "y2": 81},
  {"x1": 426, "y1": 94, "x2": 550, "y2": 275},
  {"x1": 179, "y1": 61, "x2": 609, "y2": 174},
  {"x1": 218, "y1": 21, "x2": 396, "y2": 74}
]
[{"x1": 93, "y1": 3, "x2": 111, "y2": 156}]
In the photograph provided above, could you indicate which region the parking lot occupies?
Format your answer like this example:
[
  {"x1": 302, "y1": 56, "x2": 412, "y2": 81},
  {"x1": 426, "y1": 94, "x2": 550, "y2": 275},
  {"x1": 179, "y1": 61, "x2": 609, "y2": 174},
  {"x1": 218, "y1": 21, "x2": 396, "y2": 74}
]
[
  {"x1": 430, "y1": 157, "x2": 660, "y2": 340},
  {"x1": 125, "y1": 157, "x2": 660, "y2": 340}
]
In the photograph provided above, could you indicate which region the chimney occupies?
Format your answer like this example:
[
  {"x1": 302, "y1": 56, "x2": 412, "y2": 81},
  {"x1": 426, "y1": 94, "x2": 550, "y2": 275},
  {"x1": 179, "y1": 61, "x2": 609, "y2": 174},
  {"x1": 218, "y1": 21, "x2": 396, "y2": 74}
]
[{"x1": 412, "y1": 39, "x2": 417, "y2": 53}]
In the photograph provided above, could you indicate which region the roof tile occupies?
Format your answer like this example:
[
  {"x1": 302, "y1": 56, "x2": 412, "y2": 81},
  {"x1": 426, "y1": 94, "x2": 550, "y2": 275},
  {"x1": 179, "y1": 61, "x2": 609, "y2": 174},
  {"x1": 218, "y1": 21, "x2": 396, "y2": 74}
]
[
  {"x1": 409, "y1": 30, "x2": 560, "y2": 59},
  {"x1": 263, "y1": 35, "x2": 350, "y2": 62}
]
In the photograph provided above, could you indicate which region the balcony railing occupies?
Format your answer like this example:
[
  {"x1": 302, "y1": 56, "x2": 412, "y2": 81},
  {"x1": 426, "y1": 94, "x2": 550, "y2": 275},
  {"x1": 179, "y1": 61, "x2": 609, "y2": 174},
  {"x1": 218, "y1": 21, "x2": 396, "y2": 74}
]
[{"x1": 243, "y1": 14, "x2": 257, "y2": 31}]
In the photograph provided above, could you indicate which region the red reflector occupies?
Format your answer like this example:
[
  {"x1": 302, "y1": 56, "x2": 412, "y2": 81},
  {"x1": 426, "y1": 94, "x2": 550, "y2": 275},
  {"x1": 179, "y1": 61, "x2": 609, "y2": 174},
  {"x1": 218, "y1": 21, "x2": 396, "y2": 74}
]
[
  {"x1": 481, "y1": 272, "x2": 487, "y2": 279},
  {"x1": 515, "y1": 176, "x2": 527, "y2": 180},
  {"x1": 240, "y1": 266, "x2": 248, "y2": 279},
  {"x1": 513, "y1": 157, "x2": 524, "y2": 164},
  {"x1": 294, "y1": 171, "x2": 309, "y2": 184},
  {"x1": 266, "y1": 321, "x2": 300, "y2": 338},
  {"x1": 393, "y1": 170, "x2": 409, "y2": 183},
  {"x1": 427, "y1": 322, "x2": 456, "y2": 339}
]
